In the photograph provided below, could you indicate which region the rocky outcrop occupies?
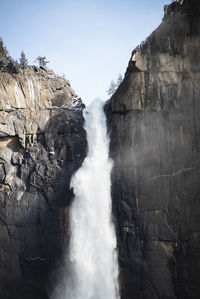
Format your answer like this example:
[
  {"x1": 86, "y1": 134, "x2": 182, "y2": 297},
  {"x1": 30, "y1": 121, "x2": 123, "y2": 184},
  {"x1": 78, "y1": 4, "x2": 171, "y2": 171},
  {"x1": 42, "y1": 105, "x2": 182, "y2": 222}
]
[
  {"x1": 0, "y1": 66, "x2": 86, "y2": 299},
  {"x1": 107, "y1": 0, "x2": 200, "y2": 298},
  {"x1": 0, "y1": 66, "x2": 78, "y2": 111}
]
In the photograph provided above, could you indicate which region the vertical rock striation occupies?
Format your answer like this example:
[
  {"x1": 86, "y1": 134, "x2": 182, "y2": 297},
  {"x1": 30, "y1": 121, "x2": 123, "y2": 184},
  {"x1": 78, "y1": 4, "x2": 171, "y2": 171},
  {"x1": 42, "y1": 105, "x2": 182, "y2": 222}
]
[
  {"x1": 0, "y1": 66, "x2": 86, "y2": 299},
  {"x1": 107, "y1": 0, "x2": 200, "y2": 298}
]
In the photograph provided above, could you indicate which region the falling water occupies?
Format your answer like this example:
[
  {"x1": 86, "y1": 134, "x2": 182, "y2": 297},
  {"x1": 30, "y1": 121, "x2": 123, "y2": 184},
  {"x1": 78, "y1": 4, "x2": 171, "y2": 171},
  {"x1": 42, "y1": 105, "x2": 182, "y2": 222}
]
[{"x1": 66, "y1": 99, "x2": 119, "y2": 299}]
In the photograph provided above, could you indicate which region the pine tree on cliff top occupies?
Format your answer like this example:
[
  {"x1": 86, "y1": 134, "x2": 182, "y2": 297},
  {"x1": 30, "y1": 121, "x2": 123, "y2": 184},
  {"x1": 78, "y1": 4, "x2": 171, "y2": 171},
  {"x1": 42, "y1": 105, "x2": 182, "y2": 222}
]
[
  {"x1": 116, "y1": 73, "x2": 123, "y2": 86},
  {"x1": 35, "y1": 56, "x2": 49, "y2": 67},
  {"x1": 20, "y1": 50, "x2": 28, "y2": 69},
  {"x1": 107, "y1": 73, "x2": 123, "y2": 97},
  {"x1": 107, "y1": 80, "x2": 117, "y2": 96},
  {"x1": 0, "y1": 37, "x2": 8, "y2": 59}
]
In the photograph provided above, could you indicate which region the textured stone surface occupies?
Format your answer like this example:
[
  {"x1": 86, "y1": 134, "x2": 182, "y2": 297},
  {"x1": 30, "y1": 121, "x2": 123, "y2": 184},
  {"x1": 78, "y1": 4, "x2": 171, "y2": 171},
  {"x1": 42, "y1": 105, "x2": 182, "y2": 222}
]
[
  {"x1": 106, "y1": 0, "x2": 200, "y2": 298},
  {"x1": 0, "y1": 66, "x2": 79, "y2": 111},
  {"x1": 0, "y1": 67, "x2": 86, "y2": 299}
]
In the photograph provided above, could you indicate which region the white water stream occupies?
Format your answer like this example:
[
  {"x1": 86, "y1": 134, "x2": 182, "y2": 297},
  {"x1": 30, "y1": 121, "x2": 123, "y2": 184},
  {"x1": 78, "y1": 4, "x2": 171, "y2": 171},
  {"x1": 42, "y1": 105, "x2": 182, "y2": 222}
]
[{"x1": 65, "y1": 99, "x2": 119, "y2": 299}]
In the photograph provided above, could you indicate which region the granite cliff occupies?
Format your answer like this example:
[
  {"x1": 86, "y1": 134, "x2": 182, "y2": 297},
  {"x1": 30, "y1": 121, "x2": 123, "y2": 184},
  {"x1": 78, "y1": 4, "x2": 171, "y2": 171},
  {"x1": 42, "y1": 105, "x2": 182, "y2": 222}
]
[
  {"x1": 0, "y1": 65, "x2": 86, "y2": 299},
  {"x1": 106, "y1": 0, "x2": 200, "y2": 298}
]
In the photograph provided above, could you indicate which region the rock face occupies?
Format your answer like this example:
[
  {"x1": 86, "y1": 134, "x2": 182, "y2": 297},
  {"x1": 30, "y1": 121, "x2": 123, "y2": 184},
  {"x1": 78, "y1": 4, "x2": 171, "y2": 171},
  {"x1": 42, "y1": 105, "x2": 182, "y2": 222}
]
[
  {"x1": 0, "y1": 66, "x2": 86, "y2": 299},
  {"x1": 0, "y1": 66, "x2": 78, "y2": 111},
  {"x1": 106, "y1": 1, "x2": 200, "y2": 298}
]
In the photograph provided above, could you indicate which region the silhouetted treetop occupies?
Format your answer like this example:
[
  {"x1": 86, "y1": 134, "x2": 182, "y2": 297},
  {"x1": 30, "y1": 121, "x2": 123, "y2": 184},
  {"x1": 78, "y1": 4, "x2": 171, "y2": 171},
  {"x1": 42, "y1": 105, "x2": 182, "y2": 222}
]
[{"x1": 35, "y1": 56, "x2": 49, "y2": 67}]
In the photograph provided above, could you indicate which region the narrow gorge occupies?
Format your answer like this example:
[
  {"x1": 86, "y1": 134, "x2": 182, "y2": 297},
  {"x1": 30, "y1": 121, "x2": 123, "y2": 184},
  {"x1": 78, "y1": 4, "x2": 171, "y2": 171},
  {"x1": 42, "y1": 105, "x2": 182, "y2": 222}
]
[{"x1": 0, "y1": 0, "x2": 200, "y2": 298}]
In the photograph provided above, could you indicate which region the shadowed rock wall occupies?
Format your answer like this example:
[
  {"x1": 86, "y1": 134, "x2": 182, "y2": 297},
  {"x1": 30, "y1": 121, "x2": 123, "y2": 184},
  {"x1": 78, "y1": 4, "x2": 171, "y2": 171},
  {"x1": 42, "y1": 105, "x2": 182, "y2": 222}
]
[{"x1": 107, "y1": 0, "x2": 200, "y2": 298}]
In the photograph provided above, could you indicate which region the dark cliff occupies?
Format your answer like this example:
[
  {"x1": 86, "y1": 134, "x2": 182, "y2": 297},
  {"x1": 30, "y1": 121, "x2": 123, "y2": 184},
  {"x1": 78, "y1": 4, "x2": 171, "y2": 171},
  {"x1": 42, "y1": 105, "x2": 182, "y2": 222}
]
[
  {"x1": 107, "y1": 0, "x2": 200, "y2": 298},
  {"x1": 0, "y1": 66, "x2": 86, "y2": 299}
]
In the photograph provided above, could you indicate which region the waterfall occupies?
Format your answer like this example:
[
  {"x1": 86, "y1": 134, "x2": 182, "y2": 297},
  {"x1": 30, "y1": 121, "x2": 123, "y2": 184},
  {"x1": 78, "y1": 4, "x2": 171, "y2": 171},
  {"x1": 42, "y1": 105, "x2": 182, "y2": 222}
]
[{"x1": 65, "y1": 99, "x2": 119, "y2": 299}]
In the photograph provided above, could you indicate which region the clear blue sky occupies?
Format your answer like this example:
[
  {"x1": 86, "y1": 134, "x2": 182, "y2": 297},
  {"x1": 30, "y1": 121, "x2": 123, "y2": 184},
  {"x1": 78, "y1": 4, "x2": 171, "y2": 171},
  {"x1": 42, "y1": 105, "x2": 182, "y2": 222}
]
[{"x1": 0, "y1": 0, "x2": 168, "y2": 104}]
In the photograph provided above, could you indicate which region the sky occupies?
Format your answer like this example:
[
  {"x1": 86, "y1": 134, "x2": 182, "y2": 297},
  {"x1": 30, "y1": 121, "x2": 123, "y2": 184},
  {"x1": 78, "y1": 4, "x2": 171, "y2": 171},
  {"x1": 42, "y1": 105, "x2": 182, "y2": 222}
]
[{"x1": 0, "y1": 0, "x2": 168, "y2": 104}]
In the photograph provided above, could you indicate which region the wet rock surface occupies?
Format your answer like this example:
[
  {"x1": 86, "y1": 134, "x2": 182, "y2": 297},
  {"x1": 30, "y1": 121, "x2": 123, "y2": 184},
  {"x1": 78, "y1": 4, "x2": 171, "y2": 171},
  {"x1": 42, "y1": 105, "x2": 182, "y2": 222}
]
[
  {"x1": 107, "y1": 0, "x2": 200, "y2": 298},
  {"x1": 0, "y1": 67, "x2": 86, "y2": 299}
]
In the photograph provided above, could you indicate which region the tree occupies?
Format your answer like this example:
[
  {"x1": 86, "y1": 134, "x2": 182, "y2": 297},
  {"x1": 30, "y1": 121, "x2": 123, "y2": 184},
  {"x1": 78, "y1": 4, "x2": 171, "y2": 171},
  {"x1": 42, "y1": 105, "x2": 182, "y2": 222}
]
[
  {"x1": 107, "y1": 80, "x2": 117, "y2": 96},
  {"x1": 35, "y1": 56, "x2": 49, "y2": 67},
  {"x1": 19, "y1": 50, "x2": 28, "y2": 69},
  {"x1": 0, "y1": 38, "x2": 20, "y2": 73},
  {"x1": 6, "y1": 56, "x2": 20, "y2": 74},
  {"x1": 0, "y1": 37, "x2": 8, "y2": 59},
  {"x1": 116, "y1": 73, "x2": 123, "y2": 86},
  {"x1": 107, "y1": 73, "x2": 123, "y2": 97}
]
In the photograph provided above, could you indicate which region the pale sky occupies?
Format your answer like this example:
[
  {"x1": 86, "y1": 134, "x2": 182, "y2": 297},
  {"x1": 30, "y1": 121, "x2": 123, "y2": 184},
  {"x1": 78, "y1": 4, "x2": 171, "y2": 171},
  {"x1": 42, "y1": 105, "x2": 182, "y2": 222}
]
[{"x1": 0, "y1": 0, "x2": 168, "y2": 104}]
